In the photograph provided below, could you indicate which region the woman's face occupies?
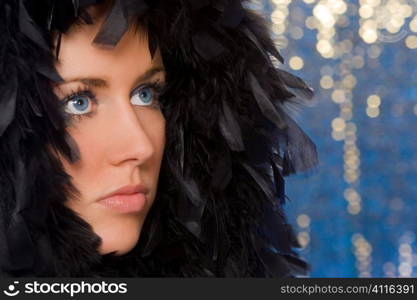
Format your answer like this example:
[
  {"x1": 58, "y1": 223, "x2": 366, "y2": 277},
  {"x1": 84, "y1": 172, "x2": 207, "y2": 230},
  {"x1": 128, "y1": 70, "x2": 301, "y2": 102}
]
[{"x1": 53, "y1": 13, "x2": 166, "y2": 255}]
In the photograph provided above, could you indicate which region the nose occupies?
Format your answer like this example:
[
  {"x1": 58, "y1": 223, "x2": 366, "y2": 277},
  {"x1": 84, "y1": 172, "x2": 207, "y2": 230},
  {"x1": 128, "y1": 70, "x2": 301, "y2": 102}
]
[{"x1": 106, "y1": 102, "x2": 155, "y2": 167}]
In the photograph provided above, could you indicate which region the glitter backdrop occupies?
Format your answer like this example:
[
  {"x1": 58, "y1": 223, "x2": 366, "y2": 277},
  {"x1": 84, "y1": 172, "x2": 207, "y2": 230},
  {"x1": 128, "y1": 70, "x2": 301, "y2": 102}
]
[{"x1": 253, "y1": 0, "x2": 417, "y2": 277}]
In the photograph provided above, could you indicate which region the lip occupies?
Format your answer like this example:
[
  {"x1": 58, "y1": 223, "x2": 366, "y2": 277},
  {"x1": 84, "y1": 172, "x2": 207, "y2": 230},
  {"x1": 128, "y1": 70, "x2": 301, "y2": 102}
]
[{"x1": 97, "y1": 184, "x2": 149, "y2": 214}]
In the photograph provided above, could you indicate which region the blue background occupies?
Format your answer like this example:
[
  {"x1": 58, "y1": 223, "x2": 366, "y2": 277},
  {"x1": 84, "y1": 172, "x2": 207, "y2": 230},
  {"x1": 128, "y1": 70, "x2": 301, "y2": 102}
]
[{"x1": 255, "y1": 0, "x2": 417, "y2": 277}]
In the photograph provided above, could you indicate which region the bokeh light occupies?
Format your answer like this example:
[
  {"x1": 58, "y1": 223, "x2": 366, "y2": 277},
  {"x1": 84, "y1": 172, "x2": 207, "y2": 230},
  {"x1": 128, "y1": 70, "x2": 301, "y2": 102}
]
[{"x1": 256, "y1": 0, "x2": 417, "y2": 277}]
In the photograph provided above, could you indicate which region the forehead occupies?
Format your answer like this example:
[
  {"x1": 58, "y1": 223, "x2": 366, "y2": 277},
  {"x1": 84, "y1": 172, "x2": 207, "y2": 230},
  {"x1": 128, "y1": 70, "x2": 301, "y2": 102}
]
[{"x1": 54, "y1": 18, "x2": 159, "y2": 84}]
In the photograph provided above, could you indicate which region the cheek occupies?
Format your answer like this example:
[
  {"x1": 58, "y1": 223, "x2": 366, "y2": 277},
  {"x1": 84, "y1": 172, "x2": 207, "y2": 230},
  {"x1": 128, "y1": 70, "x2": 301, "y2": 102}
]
[
  {"x1": 135, "y1": 110, "x2": 166, "y2": 190},
  {"x1": 143, "y1": 111, "x2": 166, "y2": 158},
  {"x1": 61, "y1": 126, "x2": 105, "y2": 190},
  {"x1": 61, "y1": 109, "x2": 166, "y2": 197},
  {"x1": 59, "y1": 109, "x2": 165, "y2": 255}
]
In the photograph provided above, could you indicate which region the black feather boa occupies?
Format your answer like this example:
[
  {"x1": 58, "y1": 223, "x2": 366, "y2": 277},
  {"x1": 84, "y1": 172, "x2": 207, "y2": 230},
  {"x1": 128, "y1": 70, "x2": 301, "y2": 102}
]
[{"x1": 0, "y1": 0, "x2": 319, "y2": 277}]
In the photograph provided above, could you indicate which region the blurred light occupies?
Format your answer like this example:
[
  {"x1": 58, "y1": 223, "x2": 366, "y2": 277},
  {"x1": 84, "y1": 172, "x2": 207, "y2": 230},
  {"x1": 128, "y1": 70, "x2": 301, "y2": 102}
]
[
  {"x1": 362, "y1": 19, "x2": 377, "y2": 30},
  {"x1": 398, "y1": 237, "x2": 413, "y2": 278},
  {"x1": 332, "y1": 89, "x2": 346, "y2": 103},
  {"x1": 317, "y1": 39, "x2": 332, "y2": 53},
  {"x1": 289, "y1": 56, "x2": 304, "y2": 70},
  {"x1": 342, "y1": 74, "x2": 357, "y2": 89},
  {"x1": 291, "y1": 6, "x2": 305, "y2": 22},
  {"x1": 331, "y1": 0, "x2": 348, "y2": 15},
  {"x1": 340, "y1": 39, "x2": 353, "y2": 53},
  {"x1": 367, "y1": 94, "x2": 381, "y2": 107},
  {"x1": 264, "y1": 0, "x2": 416, "y2": 277},
  {"x1": 320, "y1": 75, "x2": 334, "y2": 89},
  {"x1": 383, "y1": 262, "x2": 396, "y2": 277},
  {"x1": 405, "y1": 36, "x2": 417, "y2": 49},
  {"x1": 297, "y1": 231, "x2": 310, "y2": 248},
  {"x1": 399, "y1": 231, "x2": 415, "y2": 244},
  {"x1": 297, "y1": 214, "x2": 311, "y2": 228},
  {"x1": 271, "y1": 9, "x2": 287, "y2": 24},
  {"x1": 366, "y1": 106, "x2": 380, "y2": 118},
  {"x1": 361, "y1": 28, "x2": 378, "y2": 43},
  {"x1": 313, "y1": 4, "x2": 336, "y2": 28},
  {"x1": 359, "y1": 5, "x2": 374, "y2": 19},
  {"x1": 320, "y1": 65, "x2": 334, "y2": 76},
  {"x1": 366, "y1": 0, "x2": 381, "y2": 8},
  {"x1": 272, "y1": 23, "x2": 286, "y2": 35},
  {"x1": 367, "y1": 45, "x2": 382, "y2": 59},
  {"x1": 332, "y1": 117, "x2": 346, "y2": 130},
  {"x1": 344, "y1": 188, "x2": 359, "y2": 201},
  {"x1": 399, "y1": 244, "x2": 412, "y2": 256},
  {"x1": 341, "y1": 109, "x2": 353, "y2": 120},
  {"x1": 348, "y1": 202, "x2": 361, "y2": 214},
  {"x1": 337, "y1": 15, "x2": 350, "y2": 27},
  {"x1": 352, "y1": 233, "x2": 372, "y2": 276},
  {"x1": 410, "y1": 17, "x2": 417, "y2": 33},
  {"x1": 332, "y1": 130, "x2": 345, "y2": 141},
  {"x1": 352, "y1": 56, "x2": 365, "y2": 68},
  {"x1": 401, "y1": 4, "x2": 413, "y2": 18},
  {"x1": 305, "y1": 16, "x2": 318, "y2": 29},
  {"x1": 399, "y1": 263, "x2": 412, "y2": 277},
  {"x1": 290, "y1": 26, "x2": 304, "y2": 39}
]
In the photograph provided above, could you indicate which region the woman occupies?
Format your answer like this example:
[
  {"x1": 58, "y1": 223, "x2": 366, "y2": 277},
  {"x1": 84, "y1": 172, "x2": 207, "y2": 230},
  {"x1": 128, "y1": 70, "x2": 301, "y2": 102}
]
[{"x1": 0, "y1": 0, "x2": 318, "y2": 277}]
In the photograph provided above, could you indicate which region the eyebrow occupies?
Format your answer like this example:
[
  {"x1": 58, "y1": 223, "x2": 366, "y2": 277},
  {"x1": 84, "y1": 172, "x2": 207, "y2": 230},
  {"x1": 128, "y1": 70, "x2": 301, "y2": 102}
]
[{"x1": 59, "y1": 66, "x2": 165, "y2": 88}]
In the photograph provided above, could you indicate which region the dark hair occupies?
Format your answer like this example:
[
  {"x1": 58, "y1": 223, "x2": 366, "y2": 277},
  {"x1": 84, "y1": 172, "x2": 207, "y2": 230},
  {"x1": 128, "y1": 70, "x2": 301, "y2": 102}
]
[{"x1": 0, "y1": 0, "x2": 318, "y2": 277}]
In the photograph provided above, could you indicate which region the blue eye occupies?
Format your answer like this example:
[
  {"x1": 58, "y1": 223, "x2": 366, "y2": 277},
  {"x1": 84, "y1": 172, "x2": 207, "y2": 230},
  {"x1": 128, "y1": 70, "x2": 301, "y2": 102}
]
[
  {"x1": 130, "y1": 86, "x2": 155, "y2": 106},
  {"x1": 64, "y1": 94, "x2": 94, "y2": 115}
]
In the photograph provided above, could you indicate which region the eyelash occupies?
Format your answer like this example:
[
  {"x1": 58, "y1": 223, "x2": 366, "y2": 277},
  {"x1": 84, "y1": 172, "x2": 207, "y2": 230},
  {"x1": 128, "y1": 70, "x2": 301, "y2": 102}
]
[{"x1": 61, "y1": 80, "x2": 166, "y2": 121}]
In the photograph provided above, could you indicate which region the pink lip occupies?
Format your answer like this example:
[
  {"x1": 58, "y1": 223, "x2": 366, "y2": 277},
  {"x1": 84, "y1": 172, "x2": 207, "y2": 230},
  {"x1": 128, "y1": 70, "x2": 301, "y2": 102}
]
[{"x1": 98, "y1": 184, "x2": 149, "y2": 213}]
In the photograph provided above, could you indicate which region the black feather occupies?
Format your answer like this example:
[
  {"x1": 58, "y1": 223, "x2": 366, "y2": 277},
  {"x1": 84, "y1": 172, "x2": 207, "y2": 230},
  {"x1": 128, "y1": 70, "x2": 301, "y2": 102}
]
[{"x1": 0, "y1": 0, "x2": 318, "y2": 278}]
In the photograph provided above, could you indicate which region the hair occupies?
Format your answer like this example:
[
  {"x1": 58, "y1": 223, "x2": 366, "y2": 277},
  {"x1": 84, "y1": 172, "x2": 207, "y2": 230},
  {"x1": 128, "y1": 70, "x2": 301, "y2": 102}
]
[{"x1": 0, "y1": 0, "x2": 318, "y2": 277}]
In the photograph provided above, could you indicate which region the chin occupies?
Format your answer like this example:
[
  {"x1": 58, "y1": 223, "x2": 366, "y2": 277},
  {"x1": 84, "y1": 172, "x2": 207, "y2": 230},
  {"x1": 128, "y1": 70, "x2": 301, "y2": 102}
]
[{"x1": 95, "y1": 216, "x2": 144, "y2": 255}]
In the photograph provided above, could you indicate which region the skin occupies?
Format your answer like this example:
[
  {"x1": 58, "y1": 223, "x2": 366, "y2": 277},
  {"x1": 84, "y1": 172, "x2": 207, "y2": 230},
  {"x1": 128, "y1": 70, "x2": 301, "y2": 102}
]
[{"x1": 52, "y1": 9, "x2": 166, "y2": 255}]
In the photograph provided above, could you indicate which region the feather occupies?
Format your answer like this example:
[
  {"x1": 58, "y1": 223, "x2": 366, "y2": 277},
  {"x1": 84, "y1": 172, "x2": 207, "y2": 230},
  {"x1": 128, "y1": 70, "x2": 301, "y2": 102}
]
[
  {"x1": 219, "y1": 101, "x2": 245, "y2": 152},
  {"x1": 220, "y1": 0, "x2": 244, "y2": 28},
  {"x1": 18, "y1": 0, "x2": 49, "y2": 52},
  {"x1": 34, "y1": 77, "x2": 61, "y2": 130},
  {"x1": 242, "y1": 25, "x2": 276, "y2": 68},
  {"x1": 79, "y1": 0, "x2": 102, "y2": 7},
  {"x1": 0, "y1": 74, "x2": 17, "y2": 137},
  {"x1": 64, "y1": 133, "x2": 81, "y2": 163},
  {"x1": 210, "y1": 147, "x2": 232, "y2": 191},
  {"x1": 249, "y1": 71, "x2": 287, "y2": 130},
  {"x1": 55, "y1": 32, "x2": 62, "y2": 59},
  {"x1": 178, "y1": 121, "x2": 185, "y2": 175},
  {"x1": 241, "y1": 162, "x2": 274, "y2": 201},
  {"x1": 188, "y1": 0, "x2": 210, "y2": 10},
  {"x1": 37, "y1": 61, "x2": 63, "y2": 83},
  {"x1": 276, "y1": 69, "x2": 314, "y2": 100},
  {"x1": 6, "y1": 158, "x2": 35, "y2": 271},
  {"x1": 92, "y1": 0, "x2": 128, "y2": 47},
  {"x1": 72, "y1": 0, "x2": 79, "y2": 17},
  {"x1": 147, "y1": 23, "x2": 158, "y2": 60},
  {"x1": 192, "y1": 31, "x2": 226, "y2": 61},
  {"x1": 271, "y1": 153, "x2": 286, "y2": 205},
  {"x1": 0, "y1": 0, "x2": 317, "y2": 278},
  {"x1": 183, "y1": 176, "x2": 204, "y2": 208},
  {"x1": 281, "y1": 113, "x2": 319, "y2": 175},
  {"x1": 122, "y1": 0, "x2": 148, "y2": 13},
  {"x1": 47, "y1": 0, "x2": 56, "y2": 30}
]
